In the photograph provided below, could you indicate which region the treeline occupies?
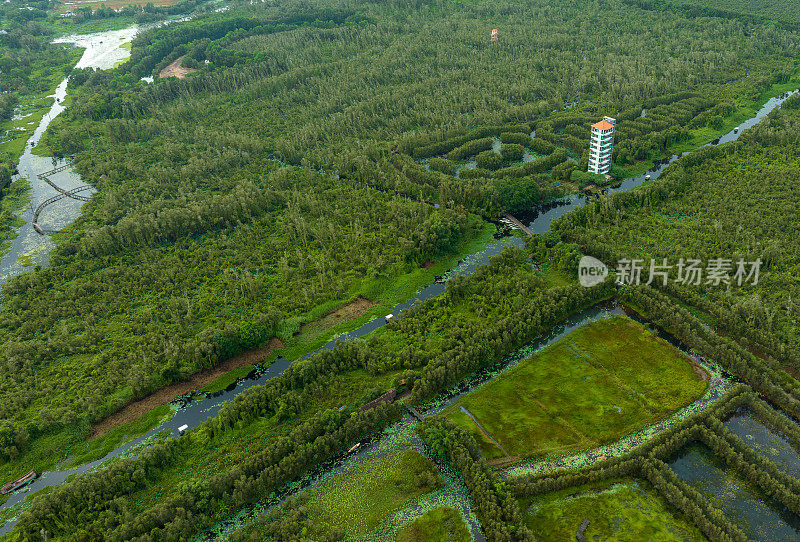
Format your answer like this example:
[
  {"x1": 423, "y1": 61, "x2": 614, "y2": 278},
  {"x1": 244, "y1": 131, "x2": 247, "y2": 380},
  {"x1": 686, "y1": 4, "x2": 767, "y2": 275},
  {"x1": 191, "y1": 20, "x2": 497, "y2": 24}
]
[
  {"x1": 341, "y1": 146, "x2": 563, "y2": 216},
  {"x1": 402, "y1": 123, "x2": 530, "y2": 160},
  {"x1": 419, "y1": 418, "x2": 533, "y2": 542},
  {"x1": 18, "y1": 403, "x2": 400, "y2": 540},
  {"x1": 619, "y1": 286, "x2": 800, "y2": 418},
  {"x1": 0, "y1": 165, "x2": 480, "y2": 460},
  {"x1": 11, "y1": 244, "x2": 605, "y2": 539},
  {"x1": 613, "y1": 95, "x2": 715, "y2": 165},
  {"x1": 642, "y1": 457, "x2": 748, "y2": 542}
]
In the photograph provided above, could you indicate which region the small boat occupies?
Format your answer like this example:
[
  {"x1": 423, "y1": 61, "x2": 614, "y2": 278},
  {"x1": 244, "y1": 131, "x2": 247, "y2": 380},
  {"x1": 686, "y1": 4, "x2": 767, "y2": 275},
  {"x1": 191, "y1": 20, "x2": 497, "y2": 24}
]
[
  {"x1": 1, "y1": 471, "x2": 37, "y2": 494},
  {"x1": 347, "y1": 442, "x2": 361, "y2": 454}
]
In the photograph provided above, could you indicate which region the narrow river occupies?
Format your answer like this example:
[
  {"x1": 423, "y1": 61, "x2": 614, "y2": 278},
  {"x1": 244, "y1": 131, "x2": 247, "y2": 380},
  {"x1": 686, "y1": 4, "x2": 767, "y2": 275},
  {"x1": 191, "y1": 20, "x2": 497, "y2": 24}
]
[
  {"x1": 0, "y1": 57, "x2": 797, "y2": 536},
  {"x1": 0, "y1": 27, "x2": 137, "y2": 288}
]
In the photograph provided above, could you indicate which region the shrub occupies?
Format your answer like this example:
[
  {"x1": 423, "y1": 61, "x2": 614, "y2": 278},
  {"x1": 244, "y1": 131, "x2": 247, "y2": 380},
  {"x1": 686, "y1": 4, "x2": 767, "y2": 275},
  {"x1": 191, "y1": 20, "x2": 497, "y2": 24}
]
[
  {"x1": 476, "y1": 150, "x2": 503, "y2": 170},
  {"x1": 500, "y1": 132, "x2": 532, "y2": 146},
  {"x1": 551, "y1": 159, "x2": 576, "y2": 181},
  {"x1": 500, "y1": 143, "x2": 525, "y2": 163},
  {"x1": 428, "y1": 157, "x2": 457, "y2": 175},
  {"x1": 459, "y1": 167, "x2": 493, "y2": 179},
  {"x1": 529, "y1": 138, "x2": 556, "y2": 155},
  {"x1": 570, "y1": 169, "x2": 607, "y2": 187},
  {"x1": 446, "y1": 138, "x2": 494, "y2": 160}
]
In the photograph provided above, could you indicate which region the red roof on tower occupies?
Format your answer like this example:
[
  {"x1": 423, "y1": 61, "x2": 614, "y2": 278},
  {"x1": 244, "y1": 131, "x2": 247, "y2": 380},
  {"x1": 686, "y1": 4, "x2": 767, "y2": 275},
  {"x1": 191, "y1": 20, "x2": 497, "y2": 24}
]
[{"x1": 592, "y1": 120, "x2": 614, "y2": 130}]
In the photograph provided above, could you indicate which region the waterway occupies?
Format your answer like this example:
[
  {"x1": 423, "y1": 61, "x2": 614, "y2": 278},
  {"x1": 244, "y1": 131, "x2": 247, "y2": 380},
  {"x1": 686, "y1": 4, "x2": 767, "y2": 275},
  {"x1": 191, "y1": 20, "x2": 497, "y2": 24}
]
[
  {"x1": 724, "y1": 409, "x2": 800, "y2": 481},
  {"x1": 0, "y1": 27, "x2": 136, "y2": 289},
  {"x1": 0, "y1": 51, "x2": 797, "y2": 536},
  {"x1": 669, "y1": 443, "x2": 800, "y2": 541}
]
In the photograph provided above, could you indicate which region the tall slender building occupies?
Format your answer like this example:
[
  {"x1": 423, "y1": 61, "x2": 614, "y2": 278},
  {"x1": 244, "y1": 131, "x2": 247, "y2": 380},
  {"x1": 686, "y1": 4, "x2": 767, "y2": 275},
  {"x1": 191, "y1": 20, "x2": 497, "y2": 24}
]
[{"x1": 588, "y1": 116, "x2": 615, "y2": 175}]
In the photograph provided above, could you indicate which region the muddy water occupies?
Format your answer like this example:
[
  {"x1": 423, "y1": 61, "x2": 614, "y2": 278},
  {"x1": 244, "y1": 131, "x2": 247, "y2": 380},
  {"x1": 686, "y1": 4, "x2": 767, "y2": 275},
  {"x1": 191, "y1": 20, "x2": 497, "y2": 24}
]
[
  {"x1": 669, "y1": 443, "x2": 800, "y2": 541},
  {"x1": 0, "y1": 27, "x2": 136, "y2": 289}
]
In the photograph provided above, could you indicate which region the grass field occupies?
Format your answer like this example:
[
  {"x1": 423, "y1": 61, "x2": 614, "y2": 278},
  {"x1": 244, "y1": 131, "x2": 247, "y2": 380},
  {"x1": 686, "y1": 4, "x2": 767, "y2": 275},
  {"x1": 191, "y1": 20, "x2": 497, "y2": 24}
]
[
  {"x1": 306, "y1": 449, "x2": 443, "y2": 538},
  {"x1": 443, "y1": 316, "x2": 707, "y2": 460},
  {"x1": 396, "y1": 507, "x2": 470, "y2": 542},
  {"x1": 518, "y1": 478, "x2": 707, "y2": 541}
]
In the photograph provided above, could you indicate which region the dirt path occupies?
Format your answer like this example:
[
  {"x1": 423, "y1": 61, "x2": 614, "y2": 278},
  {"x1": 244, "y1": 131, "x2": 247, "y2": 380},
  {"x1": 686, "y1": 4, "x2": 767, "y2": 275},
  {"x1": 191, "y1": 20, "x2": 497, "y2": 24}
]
[
  {"x1": 158, "y1": 56, "x2": 196, "y2": 79},
  {"x1": 295, "y1": 296, "x2": 376, "y2": 338},
  {"x1": 91, "y1": 338, "x2": 284, "y2": 438}
]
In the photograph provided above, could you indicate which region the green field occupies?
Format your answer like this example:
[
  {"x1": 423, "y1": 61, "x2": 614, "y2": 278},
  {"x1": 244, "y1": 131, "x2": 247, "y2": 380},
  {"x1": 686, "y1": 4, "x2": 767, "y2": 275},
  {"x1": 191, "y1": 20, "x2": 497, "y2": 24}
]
[
  {"x1": 443, "y1": 316, "x2": 707, "y2": 460},
  {"x1": 307, "y1": 449, "x2": 442, "y2": 537},
  {"x1": 230, "y1": 449, "x2": 443, "y2": 540},
  {"x1": 396, "y1": 507, "x2": 470, "y2": 542},
  {"x1": 518, "y1": 478, "x2": 708, "y2": 541}
]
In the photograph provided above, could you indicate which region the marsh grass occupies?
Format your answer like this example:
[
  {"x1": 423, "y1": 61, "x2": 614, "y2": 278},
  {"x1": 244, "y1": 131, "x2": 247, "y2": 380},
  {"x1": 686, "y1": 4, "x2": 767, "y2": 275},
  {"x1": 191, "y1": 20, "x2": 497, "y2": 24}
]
[
  {"x1": 444, "y1": 316, "x2": 707, "y2": 460},
  {"x1": 518, "y1": 478, "x2": 706, "y2": 541}
]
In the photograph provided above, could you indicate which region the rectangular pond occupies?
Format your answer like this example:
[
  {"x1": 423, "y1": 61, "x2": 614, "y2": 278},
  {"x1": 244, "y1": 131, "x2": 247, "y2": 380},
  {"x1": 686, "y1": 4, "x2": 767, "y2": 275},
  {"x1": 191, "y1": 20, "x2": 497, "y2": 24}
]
[
  {"x1": 724, "y1": 409, "x2": 800, "y2": 480},
  {"x1": 669, "y1": 443, "x2": 800, "y2": 542}
]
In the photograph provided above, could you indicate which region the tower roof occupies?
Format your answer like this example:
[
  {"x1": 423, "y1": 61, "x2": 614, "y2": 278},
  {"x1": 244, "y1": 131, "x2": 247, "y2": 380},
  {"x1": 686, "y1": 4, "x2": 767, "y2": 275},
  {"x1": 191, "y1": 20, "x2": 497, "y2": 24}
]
[{"x1": 592, "y1": 120, "x2": 614, "y2": 130}]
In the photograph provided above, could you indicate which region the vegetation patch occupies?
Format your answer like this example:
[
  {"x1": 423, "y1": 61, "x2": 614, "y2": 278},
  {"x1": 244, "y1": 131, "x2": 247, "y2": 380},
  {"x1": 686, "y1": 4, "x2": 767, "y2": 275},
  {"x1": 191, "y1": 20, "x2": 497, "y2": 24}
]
[
  {"x1": 396, "y1": 506, "x2": 470, "y2": 542},
  {"x1": 443, "y1": 316, "x2": 707, "y2": 460},
  {"x1": 67, "y1": 405, "x2": 172, "y2": 467},
  {"x1": 307, "y1": 449, "x2": 442, "y2": 538},
  {"x1": 518, "y1": 478, "x2": 707, "y2": 541},
  {"x1": 229, "y1": 449, "x2": 443, "y2": 541},
  {"x1": 293, "y1": 295, "x2": 377, "y2": 343},
  {"x1": 89, "y1": 338, "x2": 285, "y2": 438}
]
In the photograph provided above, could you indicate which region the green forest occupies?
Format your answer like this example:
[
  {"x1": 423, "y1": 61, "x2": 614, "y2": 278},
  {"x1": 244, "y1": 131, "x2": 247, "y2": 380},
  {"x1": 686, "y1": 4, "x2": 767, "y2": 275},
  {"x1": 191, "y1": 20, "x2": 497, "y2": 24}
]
[
  {"x1": 556, "y1": 93, "x2": 800, "y2": 359},
  {"x1": 3, "y1": 0, "x2": 800, "y2": 539}
]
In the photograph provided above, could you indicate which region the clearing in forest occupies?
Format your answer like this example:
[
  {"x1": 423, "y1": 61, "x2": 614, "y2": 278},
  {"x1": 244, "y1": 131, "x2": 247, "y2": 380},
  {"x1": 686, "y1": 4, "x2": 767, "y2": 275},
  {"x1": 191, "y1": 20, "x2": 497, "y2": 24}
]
[
  {"x1": 443, "y1": 315, "x2": 707, "y2": 460},
  {"x1": 158, "y1": 56, "x2": 197, "y2": 79}
]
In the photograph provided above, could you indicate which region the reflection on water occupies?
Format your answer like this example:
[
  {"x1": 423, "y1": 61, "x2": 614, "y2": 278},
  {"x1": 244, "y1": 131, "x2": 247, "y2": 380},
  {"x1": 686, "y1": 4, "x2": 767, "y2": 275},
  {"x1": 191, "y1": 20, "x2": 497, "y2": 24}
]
[{"x1": 669, "y1": 443, "x2": 800, "y2": 541}]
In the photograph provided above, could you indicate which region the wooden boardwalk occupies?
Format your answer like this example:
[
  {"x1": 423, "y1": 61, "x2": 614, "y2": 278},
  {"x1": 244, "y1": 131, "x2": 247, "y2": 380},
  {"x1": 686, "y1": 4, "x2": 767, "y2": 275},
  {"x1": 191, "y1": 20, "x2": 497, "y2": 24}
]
[
  {"x1": 406, "y1": 405, "x2": 424, "y2": 421},
  {"x1": 502, "y1": 213, "x2": 534, "y2": 237},
  {"x1": 32, "y1": 164, "x2": 93, "y2": 235},
  {"x1": 576, "y1": 519, "x2": 590, "y2": 542}
]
